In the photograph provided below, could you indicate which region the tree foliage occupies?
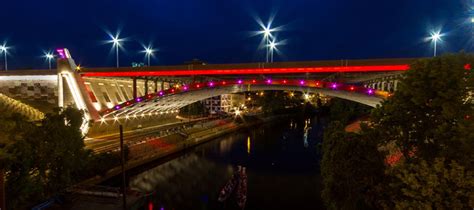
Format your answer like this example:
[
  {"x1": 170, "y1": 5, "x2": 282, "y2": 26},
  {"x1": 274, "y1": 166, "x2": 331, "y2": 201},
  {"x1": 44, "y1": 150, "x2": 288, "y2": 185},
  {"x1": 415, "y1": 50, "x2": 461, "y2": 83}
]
[
  {"x1": 371, "y1": 54, "x2": 474, "y2": 161},
  {"x1": 4, "y1": 107, "x2": 91, "y2": 209},
  {"x1": 386, "y1": 158, "x2": 474, "y2": 209},
  {"x1": 322, "y1": 54, "x2": 474, "y2": 209},
  {"x1": 328, "y1": 98, "x2": 371, "y2": 125},
  {"x1": 321, "y1": 122, "x2": 385, "y2": 210}
]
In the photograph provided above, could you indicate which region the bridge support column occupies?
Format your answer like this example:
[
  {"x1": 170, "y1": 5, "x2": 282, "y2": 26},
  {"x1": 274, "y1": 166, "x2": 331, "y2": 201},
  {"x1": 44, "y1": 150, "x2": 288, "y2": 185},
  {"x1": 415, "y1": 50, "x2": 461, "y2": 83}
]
[
  {"x1": 144, "y1": 78, "x2": 149, "y2": 96},
  {"x1": 387, "y1": 81, "x2": 393, "y2": 92},
  {"x1": 394, "y1": 81, "x2": 399, "y2": 91},
  {"x1": 154, "y1": 79, "x2": 158, "y2": 93},
  {"x1": 161, "y1": 81, "x2": 164, "y2": 91},
  {"x1": 132, "y1": 77, "x2": 137, "y2": 99},
  {"x1": 58, "y1": 73, "x2": 64, "y2": 108}
]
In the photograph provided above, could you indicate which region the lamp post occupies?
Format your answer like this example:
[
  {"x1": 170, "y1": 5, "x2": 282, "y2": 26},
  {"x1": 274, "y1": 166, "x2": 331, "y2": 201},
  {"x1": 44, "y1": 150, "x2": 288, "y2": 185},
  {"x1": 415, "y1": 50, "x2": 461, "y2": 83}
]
[
  {"x1": 143, "y1": 47, "x2": 155, "y2": 66},
  {"x1": 45, "y1": 52, "x2": 54, "y2": 70},
  {"x1": 261, "y1": 27, "x2": 273, "y2": 63},
  {"x1": 269, "y1": 41, "x2": 277, "y2": 63},
  {"x1": 429, "y1": 31, "x2": 442, "y2": 57},
  {"x1": 1, "y1": 44, "x2": 8, "y2": 71},
  {"x1": 108, "y1": 34, "x2": 123, "y2": 68}
]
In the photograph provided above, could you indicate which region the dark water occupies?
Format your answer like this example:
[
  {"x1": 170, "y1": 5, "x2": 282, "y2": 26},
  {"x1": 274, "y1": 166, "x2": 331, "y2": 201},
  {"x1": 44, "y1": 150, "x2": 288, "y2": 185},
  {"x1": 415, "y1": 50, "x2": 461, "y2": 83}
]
[{"x1": 129, "y1": 116, "x2": 326, "y2": 210}]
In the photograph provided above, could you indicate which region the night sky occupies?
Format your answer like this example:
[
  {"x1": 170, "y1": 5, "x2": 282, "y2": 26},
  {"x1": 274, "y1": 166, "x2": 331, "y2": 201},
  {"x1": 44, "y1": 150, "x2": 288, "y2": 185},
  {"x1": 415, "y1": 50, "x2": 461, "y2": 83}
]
[{"x1": 0, "y1": 0, "x2": 471, "y2": 69}]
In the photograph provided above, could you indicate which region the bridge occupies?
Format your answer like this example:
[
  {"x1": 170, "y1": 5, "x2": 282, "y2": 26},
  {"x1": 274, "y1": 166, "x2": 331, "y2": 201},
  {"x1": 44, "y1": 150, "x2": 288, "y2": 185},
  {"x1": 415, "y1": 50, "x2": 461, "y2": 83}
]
[{"x1": 0, "y1": 48, "x2": 416, "y2": 136}]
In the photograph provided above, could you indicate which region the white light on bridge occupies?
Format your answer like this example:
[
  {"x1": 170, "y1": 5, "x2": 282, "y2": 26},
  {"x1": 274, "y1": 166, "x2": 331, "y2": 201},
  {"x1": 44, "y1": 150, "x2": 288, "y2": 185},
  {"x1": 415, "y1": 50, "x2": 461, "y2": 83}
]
[{"x1": 0, "y1": 75, "x2": 57, "y2": 81}]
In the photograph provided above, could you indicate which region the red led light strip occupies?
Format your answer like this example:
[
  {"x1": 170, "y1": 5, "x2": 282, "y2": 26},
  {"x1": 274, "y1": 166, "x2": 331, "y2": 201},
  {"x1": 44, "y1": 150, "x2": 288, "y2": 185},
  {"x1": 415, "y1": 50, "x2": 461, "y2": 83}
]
[{"x1": 82, "y1": 65, "x2": 410, "y2": 77}]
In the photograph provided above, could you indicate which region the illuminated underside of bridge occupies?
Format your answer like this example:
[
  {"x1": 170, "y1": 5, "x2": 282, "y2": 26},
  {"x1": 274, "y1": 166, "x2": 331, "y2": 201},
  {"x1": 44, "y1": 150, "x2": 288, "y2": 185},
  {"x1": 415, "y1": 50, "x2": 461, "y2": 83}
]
[{"x1": 99, "y1": 79, "x2": 388, "y2": 122}]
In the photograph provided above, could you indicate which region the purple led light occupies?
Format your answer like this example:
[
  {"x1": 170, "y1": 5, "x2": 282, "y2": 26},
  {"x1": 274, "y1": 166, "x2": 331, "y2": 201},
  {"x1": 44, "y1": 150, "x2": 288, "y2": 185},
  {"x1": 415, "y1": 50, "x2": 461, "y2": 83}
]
[
  {"x1": 159, "y1": 91, "x2": 164, "y2": 96},
  {"x1": 266, "y1": 79, "x2": 272, "y2": 84},
  {"x1": 209, "y1": 82, "x2": 214, "y2": 87},
  {"x1": 299, "y1": 80, "x2": 305, "y2": 85},
  {"x1": 183, "y1": 86, "x2": 188, "y2": 90},
  {"x1": 332, "y1": 83, "x2": 337, "y2": 89},
  {"x1": 115, "y1": 105, "x2": 120, "y2": 110},
  {"x1": 136, "y1": 98, "x2": 142, "y2": 102},
  {"x1": 237, "y1": 80, "x2": 243, "y2": 84},
  {"x1": 367, "y1": 89, "x2": 374, "y2": 95},
  {"x1": 56, "y1": 49, "x2": 66, "y2": 59}
]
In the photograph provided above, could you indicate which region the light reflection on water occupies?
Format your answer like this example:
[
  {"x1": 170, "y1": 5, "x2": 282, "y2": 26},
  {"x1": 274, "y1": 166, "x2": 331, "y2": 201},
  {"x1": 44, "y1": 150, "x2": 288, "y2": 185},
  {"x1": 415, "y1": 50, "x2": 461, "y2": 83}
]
[{"x1": 129, "y1": 117, "x2": 325, "y2": 210}]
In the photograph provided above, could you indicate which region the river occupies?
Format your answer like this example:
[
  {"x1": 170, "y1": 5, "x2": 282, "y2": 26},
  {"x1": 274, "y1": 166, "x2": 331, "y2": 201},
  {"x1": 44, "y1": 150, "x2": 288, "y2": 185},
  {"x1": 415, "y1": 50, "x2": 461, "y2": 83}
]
[{"x1": 127, "y1": 115, "x2": 326, "y2": 210}]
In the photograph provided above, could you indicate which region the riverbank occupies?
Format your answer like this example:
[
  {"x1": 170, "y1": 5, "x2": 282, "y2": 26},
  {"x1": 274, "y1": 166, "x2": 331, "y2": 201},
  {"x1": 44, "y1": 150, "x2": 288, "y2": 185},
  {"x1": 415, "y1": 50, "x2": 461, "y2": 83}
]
[{"x1": 79, "y1": 113, "x2": 292, "y2": 187}]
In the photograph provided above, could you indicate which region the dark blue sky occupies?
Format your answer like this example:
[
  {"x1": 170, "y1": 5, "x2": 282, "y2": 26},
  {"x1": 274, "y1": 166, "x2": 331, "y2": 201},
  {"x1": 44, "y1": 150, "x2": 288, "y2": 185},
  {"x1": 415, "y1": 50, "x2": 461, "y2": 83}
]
[{"x1": 0, "y1": 0, "x2": 471, "y2": 69}]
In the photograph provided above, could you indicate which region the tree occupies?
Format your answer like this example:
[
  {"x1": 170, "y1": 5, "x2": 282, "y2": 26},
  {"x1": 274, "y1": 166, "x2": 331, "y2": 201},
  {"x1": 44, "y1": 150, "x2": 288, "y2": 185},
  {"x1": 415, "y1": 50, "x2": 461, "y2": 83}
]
[
  {"x1": 5, "y1": 107, "x2": 91, "y2": 209},
  {"x1": 321, "y1": 54, "x2": 474, "y2": 209},
  {"x1": 386, "y1": 158, "x2": 474, "y2": 209},
  {"x1": 321, "y1": 122, "x2": 386, "y2": 210},
  {"x1": 328, "y1": 98, "x2": 371, "y2": 125},
  {"x1": 371, "y1": 53, "x2": 474, "y2": 162},
  {"x1": 367, "y1": 54, "x2": 474, "y2": 209}
]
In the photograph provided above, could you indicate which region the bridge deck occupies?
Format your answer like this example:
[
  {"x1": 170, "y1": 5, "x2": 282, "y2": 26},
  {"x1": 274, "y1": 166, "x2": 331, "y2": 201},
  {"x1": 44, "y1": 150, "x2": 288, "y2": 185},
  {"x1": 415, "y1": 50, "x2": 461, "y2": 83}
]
[{"x1": 79, "y1": 58, "x2": 417, "y2": 77}]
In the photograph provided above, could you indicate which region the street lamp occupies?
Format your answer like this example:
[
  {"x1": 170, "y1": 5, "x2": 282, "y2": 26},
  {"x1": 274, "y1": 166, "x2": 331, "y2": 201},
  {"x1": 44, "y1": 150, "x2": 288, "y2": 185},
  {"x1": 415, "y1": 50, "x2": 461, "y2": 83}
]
[
  {"x1": 429, "y1": 31, "x2": 443, "y2": 57},
  {"x1": 0, "y1": 44, "x2": 8, "y2": 71},
  {"x1": 260, "y1": 26, "x2": 274, "y2": 63},
  {"x1": 108, "y1": 34, "x2": 124, "y2": 68},
  {"x1": 269, "y1": 40, "x2": 277, "y2": 63},
  {"x1": 143, "y1": 46, "x2": 155, "y2": 66},
  {"x1": 44, "y1": 52, "x2": 54, "y2": 70}
]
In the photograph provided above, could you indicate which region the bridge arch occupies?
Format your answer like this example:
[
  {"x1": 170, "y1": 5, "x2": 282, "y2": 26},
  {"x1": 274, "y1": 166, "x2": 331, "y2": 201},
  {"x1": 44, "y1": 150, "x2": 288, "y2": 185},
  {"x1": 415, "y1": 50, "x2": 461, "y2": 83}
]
[{"x1": 99, "y1": 79, "x2": 388, "y2": 121}]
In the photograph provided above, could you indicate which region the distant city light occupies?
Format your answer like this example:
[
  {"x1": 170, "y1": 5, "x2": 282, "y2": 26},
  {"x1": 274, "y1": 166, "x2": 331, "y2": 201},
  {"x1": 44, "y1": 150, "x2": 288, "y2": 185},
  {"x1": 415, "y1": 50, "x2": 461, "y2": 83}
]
[{"x1": 304, "y1": 93, "x2": 310, "y2": 100}]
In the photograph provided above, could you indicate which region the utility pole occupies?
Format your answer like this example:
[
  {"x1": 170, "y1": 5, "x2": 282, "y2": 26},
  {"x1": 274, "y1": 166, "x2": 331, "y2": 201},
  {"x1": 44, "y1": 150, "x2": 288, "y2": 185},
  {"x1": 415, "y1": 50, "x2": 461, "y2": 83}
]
[{"x1": 119, "y1": 125, "x2": 127, "y2": 210}]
